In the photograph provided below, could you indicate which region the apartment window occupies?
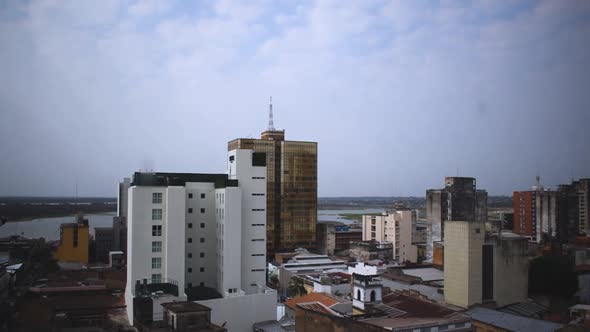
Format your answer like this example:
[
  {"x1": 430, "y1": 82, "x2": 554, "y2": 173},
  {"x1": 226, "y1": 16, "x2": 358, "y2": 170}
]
[
  {"x1": 201, "y1": 208, "x2": 205, "y2": 213},
  {"x1": 188, "y1": 208, "x2": 193, "y2": 213},
  {"x1": 188, "y1": 268, "x2": 192, "y2": 273},
  {"x1": 200, "y1": 223, "x2": 205, "y2": 228},
  {"x1": 152, "y1": 257, "x2": 162, "y2": 269},
  {"x1": 252, "y1": 254, "x2": 264, "y2": 257},
  {"x1": 229, "y1": 288, "x2": 233, "y2": 293},
  {"x1": 200, "y1": 238, "x2": 205, "y2": 243},
  {"x1": 252, "y1": 209, "x2": 265, "y2": 211},
  {"x1": 152, "y1": 208, "x2": 162, "y2": 220},
  {"x1": 251, "y1": 239, "x2": 264, "y2": 242},
  {"x1": 200, "y1": 252, "x2": 205, "y2": 258},
  {"x1": 251, "y1": 269, "x2": 264, "y2": 272},
  {"x1": 152, "y1": 225, "x2": 162, "y2": 236},
  {"x1": 200, "y1": 267, "x2": 205, "y2": 272},
  {"x1": 152, "y1": 241, "x2": 162, "y2": 252},
  {"x1": 188, "y1": 223, "x2": 193, "y2": 228},
  {"x1": 188, "y1": 193, "x2": 193, "y2": 199},
  {"x1": 188, "y1": 238, "x2": 192, "y2": 243},
  {"x1": 187, "y1": 282, "x2": 192, "y2": 288},
  {"x1": 188, "y1": 253, "x2": 192, "y2": 258},
  {"x1": 152, "y1": 274, "x2": 162, "y2": 283},
  {"x1": 252, "y1": 224, "x2": 264, "y2": 226},
  {"x1": 152, "y1": 192, "x2": 162, "y2": 204},
  {"x1": 252, "y1": 193, "x2": 265, "y2": 196},
  {"x1": 201, "y1": 193, "x2": 205, "y2": 199},
  {"x1": 252, "y1": 176, "x2": 265, "y2": 179},
  {"x1": 475, "y1": 228, "x2": 481, "y2": 234}
]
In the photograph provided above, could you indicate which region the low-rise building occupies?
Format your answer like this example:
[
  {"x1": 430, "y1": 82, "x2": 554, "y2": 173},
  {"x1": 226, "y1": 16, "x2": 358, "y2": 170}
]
[
  {"x1": 349, "y1": 241, "x2": 393, "y2": 262},
  {"x1": 467, "y1": 306, "x2": 562, "y2": 332},
  {"x1": 318, "y1": 222, "x2": 362, "y2": 256},
  {"x1": 279, "y1": 250, "x2": 347, "y2": 297},
  {"x1": 294, "y1": 289, "x2": 472, "y2": 332},
  {"x1": 161, "y1": 302, "x2": 226, "y2": 332}
]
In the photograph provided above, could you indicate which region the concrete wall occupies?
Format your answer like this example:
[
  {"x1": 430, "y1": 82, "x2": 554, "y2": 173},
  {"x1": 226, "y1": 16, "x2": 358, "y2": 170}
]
[
  {"x1": 216, "y1": 187, "x2": 243, "y2": 297},
  {"x1": 229, "y1": 149, "x2": 267, "y2": 294},
  {"x1": 184, "y1": 182, "x2": 217, "y2": 289},
  {"x1": 492, "y1": 237, "x2": 529, "y2": 307},
  {"x1": 426, "y1": 189, "x2": 444, "y2": 260},
  {"x1": 444, "y1": 221, "x2": 484, "y2": 308},
  {"x1": 197, "y1": 290, "x2": 277, "y2": 332}
]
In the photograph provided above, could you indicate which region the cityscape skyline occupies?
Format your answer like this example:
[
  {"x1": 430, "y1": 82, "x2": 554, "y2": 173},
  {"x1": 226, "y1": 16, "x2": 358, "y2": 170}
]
[{"x1": 1, "y1": 1, "x2": 589, "y2": 197}]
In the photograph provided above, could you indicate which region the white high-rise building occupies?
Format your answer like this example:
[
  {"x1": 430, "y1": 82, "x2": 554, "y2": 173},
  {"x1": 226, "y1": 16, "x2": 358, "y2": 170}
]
[{"x1": 125, "y1": 149, "x2": 272, "y2": 326}]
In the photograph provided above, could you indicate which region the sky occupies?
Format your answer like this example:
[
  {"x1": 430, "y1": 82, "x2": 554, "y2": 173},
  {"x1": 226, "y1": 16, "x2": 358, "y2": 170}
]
[{"x1": 0, "y1": 0, "x2": 589, "y2": 197}]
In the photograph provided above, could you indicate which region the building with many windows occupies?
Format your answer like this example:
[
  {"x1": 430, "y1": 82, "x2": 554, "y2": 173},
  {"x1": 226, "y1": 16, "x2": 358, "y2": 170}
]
[
  {"x1": 361, "y1": 209, "x2": 425, "y2": 263},
  {"x1": 513, "y1": 179, "x2": 557, "y2": 242},
  {"x1": 228, "y1": 100, "x2": 317, "y2": 256},
  {"x1": 125, "y1": 149, "x2": 275, "y2": 329},
  {"x1": 426, "y1": 177, "x2": 488, "y2": 259}
]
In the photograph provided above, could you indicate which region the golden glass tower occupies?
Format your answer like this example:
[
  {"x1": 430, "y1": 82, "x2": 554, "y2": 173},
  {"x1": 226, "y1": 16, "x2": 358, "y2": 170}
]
[{"x1": 228, "y1": 100, "x2": 317, "y2": 255}]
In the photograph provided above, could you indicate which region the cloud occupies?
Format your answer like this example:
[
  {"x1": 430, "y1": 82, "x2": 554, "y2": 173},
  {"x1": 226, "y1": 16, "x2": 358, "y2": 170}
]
[{"x1": 0, "y1": 0, "x2": 589, "y2": 196}]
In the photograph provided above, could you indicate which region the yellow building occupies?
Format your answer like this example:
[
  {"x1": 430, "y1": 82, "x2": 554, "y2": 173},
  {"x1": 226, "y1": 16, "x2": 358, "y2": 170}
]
[
  {"x1": 444, "y1": 220, "x2": 484, "y2": 308},
  {"x1": 54, "y1": 216, "x2": 89, "y2": 264}
]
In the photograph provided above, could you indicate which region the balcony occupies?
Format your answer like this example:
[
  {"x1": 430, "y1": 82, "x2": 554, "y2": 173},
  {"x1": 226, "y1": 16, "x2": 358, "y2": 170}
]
[{"x1": 133, "y1": 278, "x2": 179, "y2": 297}]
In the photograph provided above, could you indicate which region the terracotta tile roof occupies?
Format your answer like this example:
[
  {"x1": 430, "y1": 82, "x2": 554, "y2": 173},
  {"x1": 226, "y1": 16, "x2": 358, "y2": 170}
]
[
  {"x1": 297, "y1": 302, "x2": 335, "y2": 315},
  {"x1": 284, "y1": 292, "x2": 339, "y2": 311}
]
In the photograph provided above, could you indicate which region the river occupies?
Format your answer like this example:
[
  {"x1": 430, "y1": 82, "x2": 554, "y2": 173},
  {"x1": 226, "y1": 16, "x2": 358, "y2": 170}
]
[
  {"x1": 0, "y1": 214, "x2": 116, "y2": 241},
  {"x1": 0, "y1": 209, "x2": 381, "y2": 240}
]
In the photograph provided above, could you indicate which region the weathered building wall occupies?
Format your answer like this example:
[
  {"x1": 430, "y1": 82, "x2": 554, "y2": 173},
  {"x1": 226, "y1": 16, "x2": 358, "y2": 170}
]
[{"x1": 492, "y1": 237, "x2": 529, "y2": 307}]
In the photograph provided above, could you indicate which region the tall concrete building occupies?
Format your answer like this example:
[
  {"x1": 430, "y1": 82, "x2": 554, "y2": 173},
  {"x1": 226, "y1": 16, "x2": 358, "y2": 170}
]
[
  {"x1": 113, "y1": 177, "x2": 130, "y2": 252},
  {"x1": 557, "y1": 178, "x2": 590, "y2": 242},
  {"x1": 444, "y1": 220, "x2": 529, "y2": 308},
  {"x1": 444, "y1": 221, "x2": 484, "y2": 308},
  {"x1": 228, "y1": 100, "x2": 317, "y2": 255},
  {"x1": 426, "y1": 177, "x2": 487, "y2": 258},
  {"x1": 513, "y1": 178, "x2": 557, "y2": 242},
  {"x1": 125, "y1": 149, "x2": 276, "y2": 329}
]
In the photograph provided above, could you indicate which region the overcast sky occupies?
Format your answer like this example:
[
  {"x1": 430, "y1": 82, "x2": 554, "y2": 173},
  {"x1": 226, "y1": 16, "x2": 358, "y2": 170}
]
[{"x1": 1, "y1": 0, "x2": 589, "y2": 197}]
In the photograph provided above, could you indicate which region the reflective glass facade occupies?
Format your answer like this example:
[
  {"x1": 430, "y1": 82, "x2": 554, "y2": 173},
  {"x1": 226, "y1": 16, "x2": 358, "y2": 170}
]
[{"x1": 229, "y1": 130, "x2": 317, "y2": 255}]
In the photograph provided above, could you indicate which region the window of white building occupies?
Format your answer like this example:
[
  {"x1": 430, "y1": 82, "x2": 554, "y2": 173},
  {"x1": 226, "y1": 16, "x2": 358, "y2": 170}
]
[
  {"x1": 152, "y1": 193, "x2": 162, "y2": 204},
  {"x1": 152, "y1": 208, "x2": 162, "y2": 220},
  {"x1": 152, "y1": 241, "x2": 162, "y2": 252},
  {"x1": 152, "y1": 257, "x2": 161, "y2": 269}
]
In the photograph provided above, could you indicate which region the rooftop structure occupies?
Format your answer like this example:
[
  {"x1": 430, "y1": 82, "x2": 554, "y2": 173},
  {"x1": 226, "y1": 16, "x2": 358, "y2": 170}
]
[
  {"x1": 426, "y1": 177, "x2": 488, "y2": 259},
  {"x1": 467, "y1": 307, "x2": 562, "y2": 332}
]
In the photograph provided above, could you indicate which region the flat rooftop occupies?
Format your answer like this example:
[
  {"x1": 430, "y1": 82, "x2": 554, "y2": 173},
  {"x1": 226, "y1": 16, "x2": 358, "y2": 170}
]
[{"x1": 161, "y1": 301, "x2": 211, "y2": 313}]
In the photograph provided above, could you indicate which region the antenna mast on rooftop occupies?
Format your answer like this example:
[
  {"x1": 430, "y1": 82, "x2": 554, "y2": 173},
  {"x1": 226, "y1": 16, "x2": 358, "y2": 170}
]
[{"x1": 268, "y1": 96, "x2": 275, "y2": 131}]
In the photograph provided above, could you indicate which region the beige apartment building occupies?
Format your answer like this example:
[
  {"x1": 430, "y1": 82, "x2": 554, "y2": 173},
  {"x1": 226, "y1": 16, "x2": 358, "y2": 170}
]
[
  {"x1": 361, "y1": 209, "x2": 426, "y2": 263},
  {"x1": 444, "y1": 220, "x2": 484, "y2": 308}
]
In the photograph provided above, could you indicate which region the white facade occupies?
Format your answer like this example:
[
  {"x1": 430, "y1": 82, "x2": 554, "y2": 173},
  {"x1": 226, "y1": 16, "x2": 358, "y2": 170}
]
[
  {"x1": 125, "y1": 149, "x2": 269, "y2": 324},
  {"x1": 349, "y1": 263, "x2": 382, "y2": 310},
  {"x1": 362, "y1": 210, "x2": 421, "y2": 262}
]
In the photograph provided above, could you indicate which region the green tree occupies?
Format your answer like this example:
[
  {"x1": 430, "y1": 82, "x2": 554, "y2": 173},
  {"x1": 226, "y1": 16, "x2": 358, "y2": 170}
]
[
  {"x1": 287, "y1": 278, "x2": 307, "y2": 298},
  {"x1": 269, "y1": 274, "x2": 279, "y2": 289},
  {"x1": 529, "y1": 255, "x2": 577, "y2": 298}
]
